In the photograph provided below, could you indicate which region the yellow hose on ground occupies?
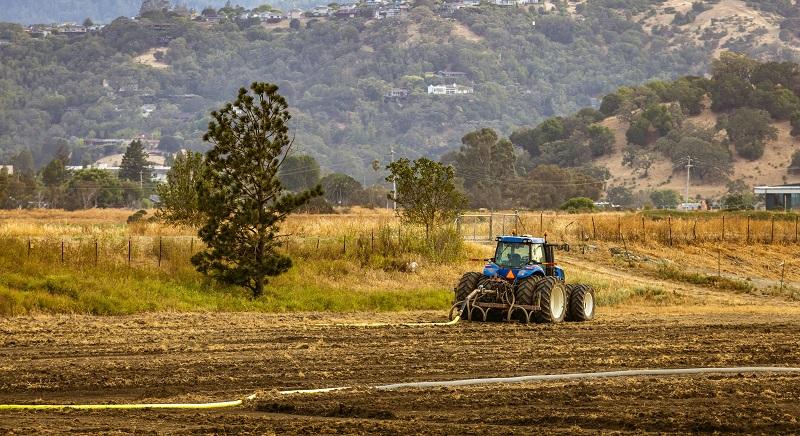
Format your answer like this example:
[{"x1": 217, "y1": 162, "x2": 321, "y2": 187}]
[{"x1": 0, "y1": 394, "x2": 256, "y2": 411}]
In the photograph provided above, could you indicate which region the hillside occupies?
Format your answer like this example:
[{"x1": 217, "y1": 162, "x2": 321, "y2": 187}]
[
  {"x1": 597, "y1": 107, "x2": 800, "y2": 198},
  {"x1": 1, "y1": 0, "x2": 799, "y2": 187}
]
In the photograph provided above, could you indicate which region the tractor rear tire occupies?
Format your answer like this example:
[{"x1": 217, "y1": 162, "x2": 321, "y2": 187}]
[
  {"x1": 532, "y1": 277, "x2": 567, "y2": 324},
  {"x1": 513, "y1": 276, "x2": 543, "y2": 323},
  {"x1": 567, "y1": 284, "x2": 596, "y2": 322},
  {"x1": 454, "y1": 272, "x2": 482, "y2": 320}
]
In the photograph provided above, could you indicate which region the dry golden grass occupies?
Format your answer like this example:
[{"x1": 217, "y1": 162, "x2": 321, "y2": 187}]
[{"x1": 1, "y1": 208, "x2": 797, "y2": 316}]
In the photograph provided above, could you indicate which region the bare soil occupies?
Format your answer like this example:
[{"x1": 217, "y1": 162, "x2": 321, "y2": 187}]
[{"x1": 2, "y1": 310, "x2": 800, "y2": 434}]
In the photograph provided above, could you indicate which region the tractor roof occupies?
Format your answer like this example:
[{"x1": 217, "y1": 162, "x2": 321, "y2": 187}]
[{"x1": 496, "y1": 235, "x2": 545, "y2": 244}]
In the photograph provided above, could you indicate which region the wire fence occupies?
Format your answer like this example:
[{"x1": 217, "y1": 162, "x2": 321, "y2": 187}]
[
  {"x1": 2, "y1": 225, "x2": 464, "y2": 270},
  {"x1": 459, "y1": 212, "x2": 800, "y2": 246}
]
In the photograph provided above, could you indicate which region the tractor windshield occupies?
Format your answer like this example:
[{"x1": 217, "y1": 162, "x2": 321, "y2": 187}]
[{"x1": 494, "y1": 242, "x2": 544, "y2": 268}]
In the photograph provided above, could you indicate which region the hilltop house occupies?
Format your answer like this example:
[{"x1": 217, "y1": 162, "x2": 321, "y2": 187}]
[
  {"x1": 435, "y1": 70, "x2": 467, "y2": 80},
  {"x1": 0, "y1": 165, "x2": 13, "y2": 175},
  {"x1": 309, "y1": 6, "x2": 332, "y2": 16},
  {"x1": 384, "y1": 88, "x2": 410, "y2": 101},
  {"x1": 427, "y1": 83, "x2": 474, "y2": 95}
]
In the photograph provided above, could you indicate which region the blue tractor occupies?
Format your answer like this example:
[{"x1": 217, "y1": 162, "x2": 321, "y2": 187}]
[{"x1": 451, "y1": 235, "x2": 595, "y2": 324}]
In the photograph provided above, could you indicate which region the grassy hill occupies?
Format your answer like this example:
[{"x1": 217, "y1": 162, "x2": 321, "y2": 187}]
[{"x1": 597, "y1": 105, "x2": 800, "y2": 198}]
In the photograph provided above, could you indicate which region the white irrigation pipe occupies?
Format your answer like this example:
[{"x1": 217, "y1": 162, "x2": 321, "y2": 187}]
[{"x1": 3, "y1": 367, "x2": 800, "y2": 410}]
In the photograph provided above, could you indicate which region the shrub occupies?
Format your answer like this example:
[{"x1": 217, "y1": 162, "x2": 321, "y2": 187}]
[{"x1": 560, "y1": 197, "x2": 595, "y2": 211}]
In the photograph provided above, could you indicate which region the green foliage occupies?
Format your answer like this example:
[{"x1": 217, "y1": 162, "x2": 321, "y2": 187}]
[
  {"x1": 192, "y1": 83, "x2": 322, "y2": 297},
  {"x1": 599, "y1": 93, "x2": 623, "y2": 116},
  {"x1": 156, "y1": 150, "x2": 207, "y2": 227},
  {"x1": 386, "y1": 157, "x2": 467, "y2": 238},
  {"x1": 721, "y1": 108, "x2": 778, "y2": 160},
  {"x1": 791, "y1": 111, "x2": 800, "y2": 137},
  {"x1": 279, "y1": 154, "x2": 321, "y2": 192},
  {"x1": 710, "y1": 52, "x2": 758, "y2": 111},
  {"x1": 587, "y1": 125, "x2": 615, "y2": 157},
  {"x1": 320, "y1": 172, "x2": 363, "y2": 206},
  {"x1": 752, "y1": 88, "x2": 800, "y2": 120},
  {"x1": 119, "y1": 140, "x2": 151, "y2": 182},
  {"x1": 789, "y1": 150, "x2": 800, "y2": 175},
  {"x1": 560, "y1": 197, "x2": 595, "y2": 211},
  {"x1": 41, "y1": 159, "x2": 68, "y2": 188},
  {"x1": 649, "y1": 189, "x2": 680, "y2": 209},
  {"x1": 654, "y1": 125, "x2": 732, "y2": 182},
  {"x1": 606, "y1": 185, "x2": 634, "y2": 207},
  {"x1": 127, "y1": 209, "x2": 149, "y2": 223},
  {"x1": 65, "y1": 168, "x2": 124, "y2": 210},
  {"x1": 454, "y1": 128, "x2": 517, "y2": 209},
  {"x1": 626, "y1": 117, "x2": 651, "y2": 146}
]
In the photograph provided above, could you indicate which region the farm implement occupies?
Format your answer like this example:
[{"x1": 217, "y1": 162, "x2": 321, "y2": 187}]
[{"x1": 451, "y1": 235, "x2": 595, "y2": 323}]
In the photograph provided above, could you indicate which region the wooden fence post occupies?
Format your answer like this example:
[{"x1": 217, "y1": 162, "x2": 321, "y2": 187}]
[
  {"x1": 371, "y1": 229, "x2": 375, "y2": 253},
  {"x1": 617, "y1": 217, "x2": 622, "y2": 242},
  {"x1": 591, "y1": 216, "x2": 596, "y2": 240},
  {"x1": 158, "y1": 237, "x2": 163, "y2": 267},
  {"x1": 796, "y1": 216, "x2": 798, "y2": 243},
  {"x1": 771, "y1": 215, "x2": 775, "y2": 244},
  {"x1": 747, "y1": 216, "x2": 750, "y2": 244},
  {"x1": 128, "y1": 238, "x2": 132, "y2": 266},
  {"x1": 668, "y1": 215, "x2": 673, "y2": 246},
  {"x1": 190, "y1": 238, "x2": 194, "y2": 254},
  {"x1": 693, "y1": 220, "x2": 697, "y2": 241},
  {"x1": 721, "y1": 215, "x2": 725, "y2": 242},
  {"x1": 641, "y1": 216, "x2": 645, "y2": 241},
  {"x1": 94, "y1": 240, "x2": 98, "y2": 267},
  {"x1": 540, "y1": 212, "x2": 544, "y2": 234}
]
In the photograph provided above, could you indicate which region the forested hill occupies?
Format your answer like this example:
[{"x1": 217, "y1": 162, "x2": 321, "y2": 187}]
[{"x1": 1, "y1": 0, "x2": 799, "y2": 183}]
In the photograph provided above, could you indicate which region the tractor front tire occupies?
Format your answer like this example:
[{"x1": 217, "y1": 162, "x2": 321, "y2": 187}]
[
  {"x1": 532, "y1": 277, "x2": 567, "y2": 324},
  {"x1": 454, "y1": 272, "x2": 482, "y2": 320},
  {"x1": 567, "y1": 284, "x2": 596, "y2": 322}
]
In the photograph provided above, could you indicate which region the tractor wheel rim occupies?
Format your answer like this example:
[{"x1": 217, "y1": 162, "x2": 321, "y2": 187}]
[
  {"x1": 551, "y1": 287, "x2": 565, "y2": 319},
  {"x1": 584, "y1": 292, "x2": 594, "y2": 316}
]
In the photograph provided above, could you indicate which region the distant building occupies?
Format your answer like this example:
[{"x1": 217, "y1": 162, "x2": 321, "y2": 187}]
[
  {"x1": 309, "y1": 6, "x2": 332, "y2": 16},
  {"x1": 427, "y1": 83, "x2": 474, "y2": 95},
  {"x1": 754, "y1": 184, "x2": 800, "y2": 211},
  {"x1": 678, "y1": 202, "x2": 706, "y2": 211},
  {"x1": 435, "y1": 70, "x2": 467, "y2": 80},
  {"x1": 0, "y1": 165, "x2": 13, "y2": 175},
  {"x1": 384, "y1": 88, "x2": 410, "y2": 101}
]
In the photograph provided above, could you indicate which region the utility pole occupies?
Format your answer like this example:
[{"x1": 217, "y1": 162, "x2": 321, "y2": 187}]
[
  {"x1": 390, "y1": 146, "x2": 396, "y2": 210},
  {"x1": 139, "y1": 169, "x2": 143, "y2": 190},
  {"x1": 684, "y1": 155, "x2": 693, "y2": 205}
]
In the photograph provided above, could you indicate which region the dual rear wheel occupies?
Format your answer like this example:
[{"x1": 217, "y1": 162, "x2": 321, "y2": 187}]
[{"x1": 516, "y1": 277, "x2": 595, "y2": 324}]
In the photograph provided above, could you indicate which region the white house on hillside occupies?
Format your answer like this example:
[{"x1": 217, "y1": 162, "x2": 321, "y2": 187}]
[{"x1": 427, "y1": 83, "x2": 474, "y2": 95}]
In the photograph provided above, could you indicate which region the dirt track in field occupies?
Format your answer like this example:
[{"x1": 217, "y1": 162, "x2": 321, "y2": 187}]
[{"x1": 2, "y1": 310, "x2": 800, "y2": 434}]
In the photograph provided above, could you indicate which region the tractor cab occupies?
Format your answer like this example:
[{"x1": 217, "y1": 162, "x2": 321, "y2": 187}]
[{"x1": 483, "y1": 235, "x2": 565, "y2": 282}]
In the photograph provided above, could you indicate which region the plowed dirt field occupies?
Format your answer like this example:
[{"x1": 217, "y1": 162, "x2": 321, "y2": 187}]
[{"x1": 2, "y1": 310, "x2": 800, "y2": 434}]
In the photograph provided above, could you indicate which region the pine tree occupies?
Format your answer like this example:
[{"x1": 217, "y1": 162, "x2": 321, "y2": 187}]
[
  {"x1": 119, "y1": 140, "x2": 151, "y2": 183},
  {"x1": 192, "y1": 83, "x2": 322, "y2": 297}
]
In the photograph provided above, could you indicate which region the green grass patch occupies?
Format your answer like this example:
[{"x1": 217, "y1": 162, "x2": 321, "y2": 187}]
[
  {"x1": 0, "y1": 254, "x2": 452, "y2": 316},
  {"x1": 654, "y1": 265, "x2": 754, "y2": 293},
  {"x1": 567, "y1": 270, "x2": 684, "y2": 307}
]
